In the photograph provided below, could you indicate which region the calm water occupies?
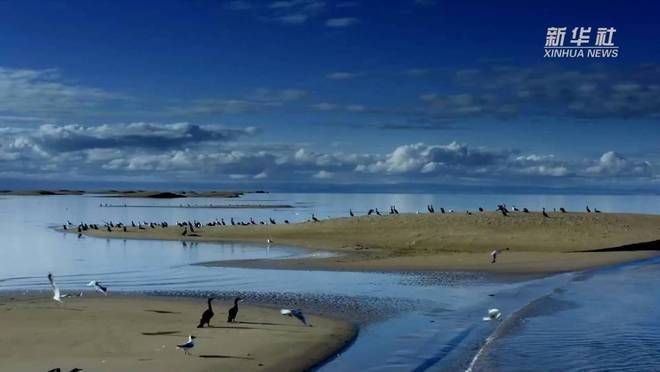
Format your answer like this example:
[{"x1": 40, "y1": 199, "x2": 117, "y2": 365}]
[{"x1": 0, "y1": 193, "x2": 659, "y2": 371}]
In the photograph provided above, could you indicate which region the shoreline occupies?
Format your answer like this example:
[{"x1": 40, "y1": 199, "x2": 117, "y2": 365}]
[
  {"x1": 0, "y1": 293, "x2": 355, "y2": 372},
  {"x1": 64, "y1": 212, "x2": 660, "y2": 274}
]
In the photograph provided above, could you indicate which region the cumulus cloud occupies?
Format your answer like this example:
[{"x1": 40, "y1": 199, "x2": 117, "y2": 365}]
[
  {"x1": 0, "y1": 126, "x2": 655, "y2": 188},
  {"x1": 586, "y1": 151, "x2": 652, "y2": 176}
]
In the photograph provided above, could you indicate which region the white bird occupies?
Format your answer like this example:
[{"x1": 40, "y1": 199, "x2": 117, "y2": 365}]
[
  {"x1": 87, "y1": 280, "x2": 108, "y2": 295},
  {"x1": 48, "y1": 272, "x2": 62, "y2": 303},
  {"x1": 176, "y1": 335, "x2": 196, "y2": 355},
  {"x1": 483, "y1": 308, "x2": 502, "y2": 321},
  {"x1": 266, "y1": 238, "x2": 273, "y2": 244},
  {"x1": 280, "y1": 308, "x2": 309, "y2": 326}
]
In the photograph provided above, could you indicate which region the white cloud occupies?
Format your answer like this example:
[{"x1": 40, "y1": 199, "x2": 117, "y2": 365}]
[
  {"x1": 313, "y1": 170, "x2": 334, "y2": 179},
  {"x1": 325, "y1": 17, "x2": 359, "y2": 28},
  {"x1": 326, "y1": 72, "x2": 359, "y2": 80}
]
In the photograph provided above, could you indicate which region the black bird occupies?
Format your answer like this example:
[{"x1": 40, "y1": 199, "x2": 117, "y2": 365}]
[
  {"x1": 270, "y1": 218, "x2": 276, "y2": 224},
  {"x1": 106, "y1": 225, "x2": 111, "y2": 232},
  {"x1": 231, "y1": 218, "x2": 235, "y2": 226},
  {"x1": 440, "y1": 207, "x2": 445, "y2": 214},
  {"x1": 427, "y1": 205, "x2": 435, "y2": 213},
  {"x1": 542, "y1": 208, "x2": 549, "y2": 218},
  {"x1": 181, "y1": 228, "x2": 188, "y2": 236},
  {"x1": 586, "y1": 206, "x2": 591, "y2": 213},
  {"x1": 197, "y1": 298, "x2": 215, "y2": 328},
  {"x1": 523, "y1": 208, "x2": 530, "y2": 213},
  {"x1": 227, "y1": 297, "x2": 242, "y2": 323},
  {"x1": 560, "y1": 207, "x2": 567, "y2": 213},
  {"x1": 123, "y1": 226, "x2": 127, "y2": 232},
  {"x1": 62, "y1": 224, "x2": 67, "y2": 230},
  {"x1": 478, "y1": 207, "x2": 484, "y2": 212},
  {"x1": 312, "y1": 214, "x2": 320, "y2": 222},
  {"x1": 367, "y1": 209, "x2": 374, "y2": 215},
  {"x1": 349, "y1": 209, "x2": 354, "y2": 217},
  {"x1": 594, "y1": 208, "x2": 602, "y2": 213},
  {"x1": 375, "y1": 208, "x2": 381, "y2": 216},
  {"x1": 284, "y1": 220, "x2": 290, "y2": 224}
]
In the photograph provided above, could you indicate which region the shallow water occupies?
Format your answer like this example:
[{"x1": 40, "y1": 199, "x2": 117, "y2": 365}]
[{"x1": 0, "y1": 193, "x2": 659, "y2": 371}]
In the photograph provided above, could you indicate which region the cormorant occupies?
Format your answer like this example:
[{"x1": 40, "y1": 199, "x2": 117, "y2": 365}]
[
  {"x1": 312, "y1": 214, "x2": 319, "y2": 222},
  {"x1": 197, "y1": 298, "x2": 214, "y2": 328},
  {"x1": 181, "y1": 228, "x2": 188, "y2": 236},
  {"x1": 542, "y1": 208, "x2": 549, "y2": 218},
  {"x1": 349, "y1": 209, "x2": 354, "y2": 217},
  {"x1": 227, "y1": 297, "x2": 242, "y2": 323},
  {"x1": 586, "y1": 206, "x2": 591, "y2": 213},
  {"x1": 560, "y1": 207, "x2": 567, "y2": 213}
]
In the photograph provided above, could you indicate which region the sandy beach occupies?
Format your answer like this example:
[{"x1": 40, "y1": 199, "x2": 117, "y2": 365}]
[
  {"x1": 0, "y1": 294, "x2": 355, "y2": 372},
  {"x1": 69, "y1": 212, "x2": 660, "y2": 274}
]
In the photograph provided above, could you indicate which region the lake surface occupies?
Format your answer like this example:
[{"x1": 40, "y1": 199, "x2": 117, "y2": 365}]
[{"x1": 1, "y1": 193, "x2": 659, "y2": 371}]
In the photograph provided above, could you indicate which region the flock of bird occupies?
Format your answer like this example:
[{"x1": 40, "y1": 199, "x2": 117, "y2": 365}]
[
  {"x1": 54, "y1": 202, "x2": 605, "y2": 362},
  {"x1": 46, "y1": 273, "x2": 309, "y2": 358}
]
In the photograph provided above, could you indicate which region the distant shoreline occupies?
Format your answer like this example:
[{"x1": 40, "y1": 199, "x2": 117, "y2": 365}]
[
  {"x1": 99, "y1": 204, "x2": 294, "y2": 209},
  {"x1": 0, "y1": 189, "x2": 268, "y2": 198},
  {"x1": 65, "y1": 212, "x2": 660, "y2": 274}
]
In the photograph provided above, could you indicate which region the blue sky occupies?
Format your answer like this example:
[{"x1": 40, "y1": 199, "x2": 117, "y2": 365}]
[{"x1": 0, "y1": 0, "x2": 659, "y2": 192}]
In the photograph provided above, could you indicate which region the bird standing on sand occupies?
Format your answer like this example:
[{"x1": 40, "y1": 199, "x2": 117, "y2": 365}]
[
  {"x1": 281, "y1": 308, "x2": 309, "y2": 326},
  {"x1": 586, "y1": 206, "x2": 591, "y2": 213},
  {"x1": 349, "y1": 209, "x2": 354, "y2": 217},
  {"x1": 177, "y1": 335, "x2": 196, "y2": 355},
  {"x1": 48, "y1": 272, "x2": 63, "y2": 303},
  {"x1": 312, "y1": 214, "x2": 320, "y2": 222},
  {"x1": 483, "y1": 308, "x2": 502, "y2": 321},
  {"x1": 87, "y1": 280, "x2": 108, "y2": 295},
  {"x1": 227, "y1": 297, "x2": 242, "y2": 323},
  {"x1": 490, "y1": 248, "x2": 509, "y2": 264},
  {"x1": 197, "y1": 298, "x2": 215, "y2": 328},
  {"x1": 542, "y1": 208, "x2": 549, "y2": 218}
]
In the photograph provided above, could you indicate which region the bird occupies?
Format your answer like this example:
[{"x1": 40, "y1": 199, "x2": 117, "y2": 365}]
[
  {"x1": 367, "y1": 209, "x2": 374, "y2": 216},
  {"x1": 181, "y1": 228, "x2": 187, "y2": 236},
  {"x1": 490, "y1": 248, "x2": 509, "y2": 263},
  {"x1": 586, "y1": 205, "x2": 591, "y2": 213},
  {"x1": 266, "y1": 238, "x2": 273, "y2": 244},
  {"x1": 483, "y1": 308, "x2": 502, "y2": 321},
  {"x1": 478, "y1": 207, "x2": 484, "y2": 212},
  {"x1": 542, "y1": 208, "x2": 549, "y2": 218},
  {"x1": 349, "y1": 209, "x2": 354, "y2": 217},
  {"x1": 87, "y1": 280, "x2": 108, "y2": 295},
  {"x1": 560, "y1": 207, "x2": 567, "y2": 213},
  {"x1": 176, "y1": 335, "x2": 196, "y2": 355},
  {"x1": 311, "y1": 214, "x2": 320, "y2": 223},
  {"x1": 197, "y1": 298, "x2": 215, "y2": 328},
  {"x1": 523, "y1": 208, "x2": 530, "y2": 213},
  {"x1": 594, "y1": 208, "x2": 602, "y2": 213},
  {"x1": 281, "y1": 308, "x2": 309, "y2": 326},
  {"x1": 48, "y1": 272, "x2": 63, "y2": 303},
  {"x1": 227, "y1": 297, "x2": 242, "y2": 323}
]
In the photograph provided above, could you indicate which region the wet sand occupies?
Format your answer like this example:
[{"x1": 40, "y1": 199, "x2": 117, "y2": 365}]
[
  {"x1": 0, "y1": 294, "x2": 355, "y2": 372},
  {"x1": 68, "y1": 212, "x2": 660, "y2": 274}
]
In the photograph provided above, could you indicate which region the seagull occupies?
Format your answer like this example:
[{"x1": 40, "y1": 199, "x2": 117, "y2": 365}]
[
  {"x1": 87, "y1": 280, "x2": 108, "y2": 295},
  {"x1": 280, "y1": 308, "x2": 309, "y2": 326},
  {"x1": 266, "y1": 238, "x2": 273, "y2": 244},
  {"x1": 176, "y1": 335, "x2": 196, "y2": 355},
  {"x1": 483, "y1": 308, "x2": 502, "y2": 321},
  {"x1": 48, "y1": 272, "x2": 63, "y2": 303}
]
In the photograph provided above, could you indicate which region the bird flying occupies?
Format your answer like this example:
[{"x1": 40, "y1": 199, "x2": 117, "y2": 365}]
[
  {"x1": 483, "y1": 308, "x2": 502, "y2": 321},
  {"x1": 280, "y1": 308, "x2": 309, "y2": 326},
  {"x1": 48, "y1": 272, "x2": 63, "y2": 303},
  {"x1": 87, "y1": 280, "x2": 108, "y2": 295}
]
